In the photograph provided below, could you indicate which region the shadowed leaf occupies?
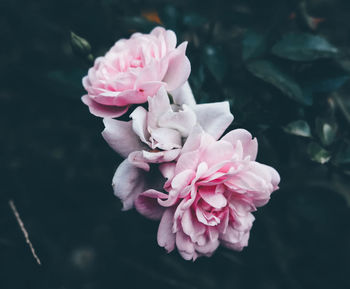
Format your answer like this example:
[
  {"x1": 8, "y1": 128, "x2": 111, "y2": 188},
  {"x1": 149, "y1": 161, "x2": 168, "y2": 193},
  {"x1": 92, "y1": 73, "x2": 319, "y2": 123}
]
[
  {"x1": 272, "y1": 32, "x2": 338, "y2": 61},
  {"x1": 247, "y1": 60, "x2": 310, "y2": 105},
  {"x1": 283, "y1": 120, "x2": 311, "y2": 137}
]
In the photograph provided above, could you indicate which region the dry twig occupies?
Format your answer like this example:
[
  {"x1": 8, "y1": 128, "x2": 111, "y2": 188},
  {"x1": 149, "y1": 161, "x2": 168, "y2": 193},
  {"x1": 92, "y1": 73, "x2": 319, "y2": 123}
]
[{"x1": 8, "y1": 199, "x2": 41, "y2": 265}]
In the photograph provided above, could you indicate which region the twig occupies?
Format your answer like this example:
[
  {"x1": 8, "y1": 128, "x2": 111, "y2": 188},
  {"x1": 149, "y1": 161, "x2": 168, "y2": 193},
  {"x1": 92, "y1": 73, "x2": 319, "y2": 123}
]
[{"x1": 8, "y1": 200, "x2": 41, "y2": 265}]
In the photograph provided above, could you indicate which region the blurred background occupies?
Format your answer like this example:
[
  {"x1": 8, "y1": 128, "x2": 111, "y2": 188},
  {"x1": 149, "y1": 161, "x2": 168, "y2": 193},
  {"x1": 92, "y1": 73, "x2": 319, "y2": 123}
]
[{"x1": 1, "y1": 0, "x2": 350, "y2": 288}]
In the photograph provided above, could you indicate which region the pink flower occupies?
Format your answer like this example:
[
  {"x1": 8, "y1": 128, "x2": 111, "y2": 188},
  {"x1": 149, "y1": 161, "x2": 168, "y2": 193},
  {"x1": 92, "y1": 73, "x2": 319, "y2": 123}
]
[
  {"x1": 134, "y1": 126, "x2": 280, "y2": 260},
  {"x1": 81, "y1": 27, "x2": 191, "y2": 118}
]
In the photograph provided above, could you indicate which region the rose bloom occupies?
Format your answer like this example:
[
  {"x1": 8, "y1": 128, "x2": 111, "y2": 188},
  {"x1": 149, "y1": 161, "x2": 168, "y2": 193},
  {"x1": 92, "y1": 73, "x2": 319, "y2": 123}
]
[
  {"x1": 82, "y1": 26, "x2": 191, "y2": 118},
  {"x1": 103, "y1": 86, "x2": 234, "y2": 209},
  {"x1": 134, "y1": 126, "x2": 280, "y2": 260}
]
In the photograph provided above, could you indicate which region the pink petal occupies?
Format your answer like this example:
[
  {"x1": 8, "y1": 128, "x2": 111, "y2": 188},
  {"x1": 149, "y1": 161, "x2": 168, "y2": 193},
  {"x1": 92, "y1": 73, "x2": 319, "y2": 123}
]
[
  {"x1": 102, "y1": 118, "x2": 144, "y2": 158},
  {"x1": 112, "y1": 159, "x2": 145, "y2": 210},
  {"x1": 171, "y1": 169, "x2": 195, "y2": 191},
  {"x1": 157, "y1": 208, "x2": 176, "y2": 253},
  {"x1": 222, "y1": 129, "x2": 258, "y2": 160},
  {"x1": 199, "y1": 186, "x2": 227, "y2": 209},
  {"x1": 181, "y1": 209, "x2": 206, "y2": 243},
  {"x1": 147, "y1": 86, "x2": 172, "y2": 128},
  {"x1": 193, "y1": 101, "x2": 234, "y2": 140},
  {"x1": 135, "y1": 189, "x2": 168, "y2": 220},
  {"x1": 170, "y1": 81, "x2": 196, "y2": 106},
  {"x1": 175, "y1": 230, "x2": 196, "y2": 260},
  {"x1": 130, "y1": 106, "x2": 150, "y2": 145},
  {"x1": 81, "y1": 95, "x2": 129, "y2": 118},
  {"x1": 163, "y1": 42, "x2": 191, "y2": 91},
  {"x1": 159, "y1": 163, "x2": 176, "y2": 180},
  {"x1": 194, "y1": 238, "x2": 220, "y2": 257},
  {"x1": 151, "y1": 127, "x2": 182, "y2": 150},
  {"x1": 201, "y1": 140, "x2": 234, "y2": 168},
  {"x1": 158, "y1": 104, "x2": 197, "y2": 138}
]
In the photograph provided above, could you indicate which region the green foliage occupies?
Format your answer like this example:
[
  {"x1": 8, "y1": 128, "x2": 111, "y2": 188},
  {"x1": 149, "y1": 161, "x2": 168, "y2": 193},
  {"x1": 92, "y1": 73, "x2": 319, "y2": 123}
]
[
  {"x1": 283, "y1": 120, "x2": 312, "y2": 137},
  {"x1": 246, "y1": 60, "x2": 308, "y2": 105},
  {"x1": 307, "y1": 142, "x2": 332, "y2": 164},
  {"x1": 271, "y1": 32, "x2": 338, "y2": 61}
]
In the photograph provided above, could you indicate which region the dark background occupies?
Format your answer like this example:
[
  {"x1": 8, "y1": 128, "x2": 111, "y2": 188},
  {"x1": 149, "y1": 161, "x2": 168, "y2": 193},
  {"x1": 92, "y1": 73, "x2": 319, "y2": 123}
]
[{"x1": 1, "y1": 0, "x2": 350, "y2": 288}]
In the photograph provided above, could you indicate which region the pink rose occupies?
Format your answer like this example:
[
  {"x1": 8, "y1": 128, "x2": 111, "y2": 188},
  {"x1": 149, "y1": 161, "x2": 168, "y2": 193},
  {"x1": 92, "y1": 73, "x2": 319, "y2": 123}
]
[
  {"x1": 81, "y1": 27, "x2": 191, "y2": 118},
  {"x1": 134, "y1": 126, "x2": 280, "y2": 260}
]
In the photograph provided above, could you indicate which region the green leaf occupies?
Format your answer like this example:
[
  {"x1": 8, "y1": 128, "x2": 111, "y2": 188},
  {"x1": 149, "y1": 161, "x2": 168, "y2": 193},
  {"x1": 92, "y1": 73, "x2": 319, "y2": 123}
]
[
  {"x1": 307, "y1": 142, "x2": 331, "y2": 164},
  {"x1": 271, "y1": 32, "x2": 338, "y2": 61},
  {"x1": 242, "y1": 30, "x2": 267, "y2": 61},
  {"x1": 203, "y1": 45, "x2": 228, "y2": 82},
  {"x1": 283, "y1": 120, "x2": 311, "y2": 137},
  {"x1": 315, "y1": 118, "x2": 337, "y2": 146},
  {"x1": 246, "y1": 60, "x2": 310, "y2": 105},
  {"x1": 70, "y1": 31, "x2": 92, "y2": 58},
  {"x1": 333, "y1": 144, "x2": 350, "y2": 165}
]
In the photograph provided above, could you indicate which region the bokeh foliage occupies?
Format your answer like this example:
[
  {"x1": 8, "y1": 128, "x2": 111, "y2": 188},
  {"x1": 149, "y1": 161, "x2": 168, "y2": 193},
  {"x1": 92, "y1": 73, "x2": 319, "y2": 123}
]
[{"x1": 1, "y1": 0, "x2": 350, "y2": 288}]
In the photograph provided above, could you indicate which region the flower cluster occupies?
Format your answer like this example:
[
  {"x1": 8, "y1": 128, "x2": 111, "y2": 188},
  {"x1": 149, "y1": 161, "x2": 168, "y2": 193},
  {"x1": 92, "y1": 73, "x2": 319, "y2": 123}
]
[{"x1": 82, "y1": 27, "x2": 280, "y2": 260}]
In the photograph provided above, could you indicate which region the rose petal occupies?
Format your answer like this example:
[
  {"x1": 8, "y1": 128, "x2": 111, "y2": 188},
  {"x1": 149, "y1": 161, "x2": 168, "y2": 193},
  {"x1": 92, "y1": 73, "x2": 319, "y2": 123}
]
[
  {"x1": 112, "y1": 159, "x2": 145, "y2": 210},
  {"x1": 157, "y1": 208, "x2": 176, "y2": 253},
  {"x1": 82, "y1": 95, "x2": 129, "y2": 118},
  {"x1": 102, "y1": 118, "x2": 144, "y2": 158},
  {"x1": 222, "y1": 129, "x2": 258, "y2": 160},
  {"x1": 163, "y1": 42, "x2": 191, "y2": 91},
  {"x1": 135, "y1": 189, "x2": 168, "y2": 220},
  {"x1": 193, "y1": 101, "x2": 234, "y2": 140}
]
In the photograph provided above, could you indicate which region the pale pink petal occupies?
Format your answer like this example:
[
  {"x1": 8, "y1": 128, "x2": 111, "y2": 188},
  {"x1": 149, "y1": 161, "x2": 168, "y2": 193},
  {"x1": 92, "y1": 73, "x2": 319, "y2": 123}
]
[
  {"x1": 193, "y1": 101, "x2": 234, "y2": 140},
  {"x1": 222, "y1": 129, "x2": 258, "y2": 160},
  {"x1": 170, "y1": 81, "x2": 196, "y2": 106},
  {"x1": 147, "y1": 86, "x2": 172, "y2": 128},
  {"x1": 135, "y1": 189, "x2": 168, "y2": 220},
  {"x1": 102, "y1": 118, "x2": 144, "y2": 158},
  {"x1": 81, "y1": 95, "x2": 129, "y2": 118},
  {"x1": 151, "y1": 127, "x2": 182, "y2": 150},
  {"x1": 128, "y1": 149, "x2": 181, "y2": 171},
  {"x1": 199, "y1": 186, "x2": 227, "y2": 209},
  {"x1": 130, "y1": 106, "x2": 150, "y2": 145},
  {"x1": 158, "y1": 104, "x2": 197, "y2": 137},
  {"x1": 157, "y1": 208, "x2": 176, "y2": 253},
  {"x1": 181, "y1": 209, "x2": 206, "y2": 243},
  {"x1": 175, "y1": 230, "x2": 196, "y2": 260},
  {"x1": 201, "y1": 140, "x2": 234, "y2": 168},
  {"x1": 171, "y1": 169, "x2": 195, "y2": 191},
  {"x1": 194, "y1": 238, "x2": 220, "y2": 257},
  {"x1": 112, "y1": 159, "x2": 145, "y2": 210},
  {"x1": 163, "y1": 42, "x2": 191, "y2": 91},
  {"x1": 165, "y1": 30, "x2": 177, "y2": 51},
  {"x1": 159, "y1": 163, "x2": 176, "y2": 180}
]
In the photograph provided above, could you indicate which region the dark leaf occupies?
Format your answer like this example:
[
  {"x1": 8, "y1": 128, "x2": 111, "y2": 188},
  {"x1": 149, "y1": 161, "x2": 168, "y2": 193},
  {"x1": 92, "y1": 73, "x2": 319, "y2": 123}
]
[
  {"x1": 271, "y1": 32, "x2": 338, "y2": 61},
  {"x1": 333, "y1": 143, "x2": 350, "y2": 165},
  {"x1": 242, "y1": 30, "x2": 267, "y2": 61},
  {"x1": 315, "y1": 118, "x2": 338, "y2": 146},
  {"x1": 307, "y1": 142, "x2": 331, "y2": 164},
  {"x1": 246, "y1": 60, "x2": 310, "y2": 105},
  {"x1": 70, "y1": 31, "x2": 92, "y2": 61},
  {"x1": 283, "y1": 120, "x2": 312, "y2": 137},
  {"x1": 202, "y1": 45, "x2": 228, "y2": 82}
]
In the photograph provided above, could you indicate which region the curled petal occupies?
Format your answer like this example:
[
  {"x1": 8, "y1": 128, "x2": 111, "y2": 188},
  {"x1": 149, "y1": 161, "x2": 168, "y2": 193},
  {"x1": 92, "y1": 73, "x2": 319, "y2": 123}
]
[
  {"x1": 102, "y1": 118, "x2": 144, "y2": 158},
  {"x1": 112, "y1": 160, "x2": 145, "y2": 210},
  {"x1": 193, "y1": 101, "x2": 234, "y2": 140},
  {"x1": 82, "y1": 95, "x2": 129, "y2": 118}
]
